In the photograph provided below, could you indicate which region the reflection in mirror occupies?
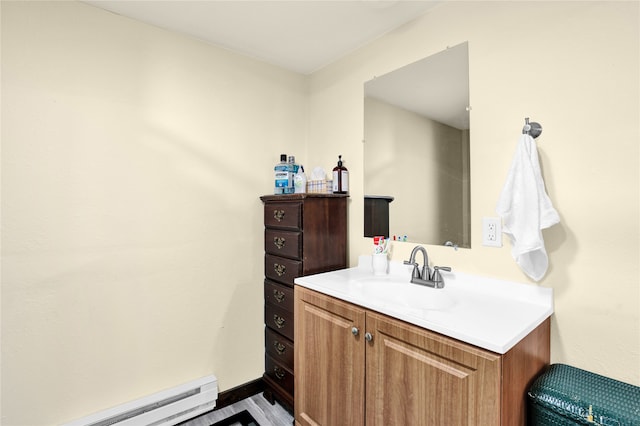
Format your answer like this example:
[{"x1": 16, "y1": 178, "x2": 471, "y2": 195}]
[{"x1": 364, "y1": 42, "x2": 470, "y2": 248}]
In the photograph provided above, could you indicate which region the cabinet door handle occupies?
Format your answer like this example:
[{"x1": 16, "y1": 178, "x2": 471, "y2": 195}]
[
  {"x1": 273, "y1": 236, "x2": 286, "y2": 249},
  {"x1": 273, "y1": 209, "x2": 285, "y2": 222},
  {"x1": 273, "y1": 340, "x2": 286, "y2": 355},
  {"x1": 273, "y1": 263, "x2": 286, "y2": 277},
  {"x1": 351, "y1": 327, "x2": 359, "y2": 336},
  {"x1": 273, "y1": 289, "x2": 285, "y2": 303},
  {"x1": 365, "y1": 332, "x2": 373, "y2": 342},
  {"x1": 274, "y1": 366, "x2": 286, "y2": 380},
  {"x1": 273, "y1": 314, "x2": 286, "y2": 329}
]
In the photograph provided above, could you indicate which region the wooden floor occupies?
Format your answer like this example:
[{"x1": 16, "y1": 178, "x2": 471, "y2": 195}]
[{"x1": 180, "y1": 393, "x2": 294, "y2": 426}]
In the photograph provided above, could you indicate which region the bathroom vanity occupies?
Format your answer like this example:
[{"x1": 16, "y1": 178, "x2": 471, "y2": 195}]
[
  {"x1": 260, "y1": 194, "x2": 348, "y2": 412},
  {"x1": 293, "y1": 257, "x2": 553, "y2": 425}
]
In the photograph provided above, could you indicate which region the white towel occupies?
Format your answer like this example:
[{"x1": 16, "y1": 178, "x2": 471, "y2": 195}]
[{"x1": 496, "y1": 134, "x2": 559, "y2": 281}]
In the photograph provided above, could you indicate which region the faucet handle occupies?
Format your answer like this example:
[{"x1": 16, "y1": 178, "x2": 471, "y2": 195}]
[
  {"x1": 403, "y1": 260, "x2": 421, "y2": 280},
  {"x1": 432, "y1": 266, "x2": 451, "y2": 288}
]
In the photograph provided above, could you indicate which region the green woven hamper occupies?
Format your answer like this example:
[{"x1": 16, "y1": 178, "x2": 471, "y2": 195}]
[{"x1": 528, "y1": 364, "x2": 640, "y2": 425}]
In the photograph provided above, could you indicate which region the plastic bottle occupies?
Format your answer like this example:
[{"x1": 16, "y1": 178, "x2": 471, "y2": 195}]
[
  {"x1": 274, "y1": 154, "x2": 290, "y2": 194},
  {"x1": 284, "y1": 156, "x2": 297, "y2": 194},
  {"x1": 294, "y1": 165, "x2": 307, "y2": 194},
  {"x1": 288, "y1": 156, "x2": 299, "y2": 174},
  {"x1": 332, "y1": 155, "x2": 349, "y2": 194}
]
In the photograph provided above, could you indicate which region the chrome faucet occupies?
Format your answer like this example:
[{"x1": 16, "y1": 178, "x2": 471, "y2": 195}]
[
  {"x1": 404, "y1": 245, "x2": 451, "y2": 288},
  {"x1": 405, "y1": 245, "x2": 431, "y2": 282}
]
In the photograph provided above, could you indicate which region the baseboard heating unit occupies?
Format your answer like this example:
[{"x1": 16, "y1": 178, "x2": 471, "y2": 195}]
[{"x1": 63, "y1": 375, "x2": 218, "y2": 426}]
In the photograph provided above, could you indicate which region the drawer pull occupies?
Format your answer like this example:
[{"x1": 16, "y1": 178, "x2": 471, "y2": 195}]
[
  {"x1": 273, "y1": 263, "x2": 286, "y2": 276},
  {"x1": 273, "y1": 314, "x2": 286, "y2": 329},
  {"x1": 273, "y1": 209, "x2": 285, "y2": 222},
  {"x1": 273, "y1": 289, "x2": 285, "y2": 303},
  {"x1": 273, "y1": 236, "x2": 286, "y2": 249},
  {"x1": 273, "y1": 340, "x2": 287, "y2": 355},
  {"x1": 274, "y1": 366, "x2": 286, "y2": 380}
]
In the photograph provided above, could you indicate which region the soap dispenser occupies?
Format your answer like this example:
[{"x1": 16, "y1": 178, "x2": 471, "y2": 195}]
[{"x1": 332, "y1": 155, "x2": 349, "y2": 194}]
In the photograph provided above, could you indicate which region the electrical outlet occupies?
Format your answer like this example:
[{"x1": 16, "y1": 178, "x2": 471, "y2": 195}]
[{"x1": 482, "y1": 217, "x2": 502, "y2": 247}]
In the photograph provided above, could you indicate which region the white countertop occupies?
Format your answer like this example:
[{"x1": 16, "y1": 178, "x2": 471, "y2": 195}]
[{"x1": 294, "y1": 255, "x2": 553, "y2": 354}]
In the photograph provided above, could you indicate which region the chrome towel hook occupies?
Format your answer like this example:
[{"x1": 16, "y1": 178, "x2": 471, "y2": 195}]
[{"x1": 523, "y1": 117, "x2": 543, "y2": 138}]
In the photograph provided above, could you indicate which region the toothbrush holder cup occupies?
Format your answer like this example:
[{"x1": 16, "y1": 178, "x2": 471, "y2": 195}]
[{"x1": 372, "y1": 253, "x2": 388, "y2": 275}]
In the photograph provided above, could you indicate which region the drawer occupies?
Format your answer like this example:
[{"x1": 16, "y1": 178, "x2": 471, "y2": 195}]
[
  {"x1": 265, "y1": 354, "x2": 294, "y2": 395},
  {"x1": 264, "y1": 202, "x2": 302, "y2": 230},
  {"x1": 265, "y1": 254, "x2": 302, "y2": 286},
  {"x1": 265, "y1": 327, "x2": 294, "y2": 369},
  {"x1": 264, "y1": 280, "x2": 294, "y2": 312},
  {"x1": 265, "y1": 229, "x2": 302, "y2": 260},
  {"x1": 265, "y1": 302, "x2": 294, "y2": 341}
]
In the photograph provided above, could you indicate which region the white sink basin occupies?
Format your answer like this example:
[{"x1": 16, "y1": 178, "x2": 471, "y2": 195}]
[
  {"x1": 294, "y1": 255, "x2": 554, "y2": 354},
  {"x1": 347, "y1": 276, "x2": 456, "y2": 311}
]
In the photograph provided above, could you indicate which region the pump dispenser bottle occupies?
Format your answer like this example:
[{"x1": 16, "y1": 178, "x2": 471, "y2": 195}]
[{"x1": 332, "y1": 155, "x2": 349, "y2": 194}]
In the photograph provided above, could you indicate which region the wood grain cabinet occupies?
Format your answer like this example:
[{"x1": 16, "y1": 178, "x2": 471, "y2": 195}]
[
  {"x1": 294, "y1": 286, "x2": 550, "y2": 426},
  {"x1": 260, "y1": 194, "x2": 348, "y2": 413}
]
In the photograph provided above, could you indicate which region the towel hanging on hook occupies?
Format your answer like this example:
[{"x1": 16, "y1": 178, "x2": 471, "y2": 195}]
[
  {"x1": 497, "y1": 119, "x2": 559, "y2": 281},
  {"x1": 522, "y1": 117, "x2": 543, "y2": 138}
]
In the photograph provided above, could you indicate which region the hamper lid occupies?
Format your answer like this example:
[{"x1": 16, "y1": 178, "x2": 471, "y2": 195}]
[{"x1": 528, "y1": 364, "x2": 640, "y2": 425}]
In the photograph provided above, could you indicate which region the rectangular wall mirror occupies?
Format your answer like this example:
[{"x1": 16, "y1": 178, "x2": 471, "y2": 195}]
[{"x1": 363, "y1": 42, "x2": 471, "y2": 248}]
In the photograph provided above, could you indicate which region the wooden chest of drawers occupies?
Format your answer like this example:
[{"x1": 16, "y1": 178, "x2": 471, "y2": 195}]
[{"x1": 260, "y1": 194, "x2": 348, "y2": 412}]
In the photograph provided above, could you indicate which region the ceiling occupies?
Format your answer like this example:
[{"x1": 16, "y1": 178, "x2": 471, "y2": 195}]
[{"x1": 83, "y1": 1, "x2": 441, "y2": 75}]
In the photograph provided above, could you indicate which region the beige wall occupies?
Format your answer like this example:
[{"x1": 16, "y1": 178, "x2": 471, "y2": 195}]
[
  {"x1": 309, "y1": 0, "x2": 639, "y2": 388},
  {"x1": 2, "y1": 1, "x2": 639, "y2": 425},
  {"x1": 1, "y1": 2, "x2": 308, "y2": 425}
]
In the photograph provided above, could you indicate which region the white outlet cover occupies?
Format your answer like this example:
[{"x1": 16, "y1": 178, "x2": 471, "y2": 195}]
[{"x1": 482, "y1": 217, "x2": 502, "y2": 247}]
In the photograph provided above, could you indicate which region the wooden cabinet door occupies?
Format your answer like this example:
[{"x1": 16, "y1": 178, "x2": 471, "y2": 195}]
[
  {"x1": 365, "y1": 311, "x2": 501, "y2": 426},
  {"x1": 295, "y1": 287, "x2": 366, "y2": 426}
]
